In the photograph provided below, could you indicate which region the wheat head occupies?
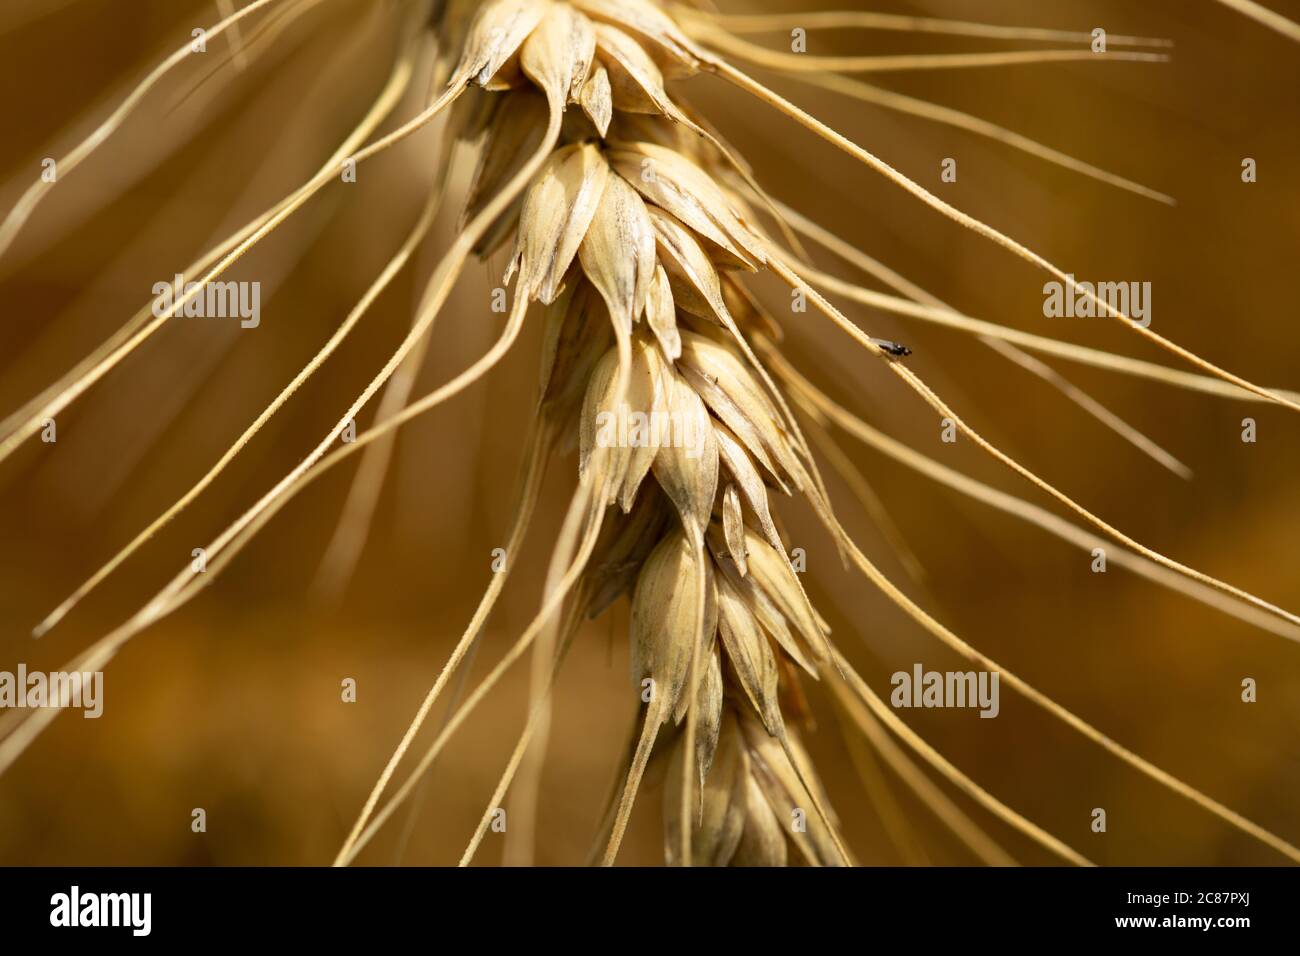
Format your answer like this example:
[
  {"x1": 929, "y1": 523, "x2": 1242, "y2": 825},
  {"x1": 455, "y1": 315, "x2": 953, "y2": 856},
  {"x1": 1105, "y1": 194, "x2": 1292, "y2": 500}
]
[{"x1": 3, "y1": 0, "x2": 1300, "y2": 869}]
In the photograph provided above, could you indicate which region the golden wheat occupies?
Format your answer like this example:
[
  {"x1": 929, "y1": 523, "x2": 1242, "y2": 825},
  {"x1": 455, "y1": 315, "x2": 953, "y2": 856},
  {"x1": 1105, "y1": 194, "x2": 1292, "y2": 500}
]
[{"x1": 2, "y1": 0, "x2": 1299, "y2": 868}]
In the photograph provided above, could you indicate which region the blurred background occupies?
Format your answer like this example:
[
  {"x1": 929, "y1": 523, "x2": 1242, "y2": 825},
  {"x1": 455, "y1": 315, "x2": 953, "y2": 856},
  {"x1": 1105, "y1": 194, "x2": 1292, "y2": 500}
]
[{"x1": 0, "y1": 0, "x2": 1296, "y2": 866}]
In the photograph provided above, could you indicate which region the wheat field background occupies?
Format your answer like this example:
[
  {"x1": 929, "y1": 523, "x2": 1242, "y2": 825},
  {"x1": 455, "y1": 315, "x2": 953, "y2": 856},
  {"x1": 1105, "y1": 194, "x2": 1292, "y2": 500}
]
[{"x1": 0, "y1": 0, "x2": 1297, "y2": 865}]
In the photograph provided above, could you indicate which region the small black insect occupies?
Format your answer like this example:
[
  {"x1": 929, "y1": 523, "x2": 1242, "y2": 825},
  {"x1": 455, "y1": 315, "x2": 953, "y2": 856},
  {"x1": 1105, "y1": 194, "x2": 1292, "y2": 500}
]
[{"x1": 872, "y1": 339, "x2": 912, "y2": 358}]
